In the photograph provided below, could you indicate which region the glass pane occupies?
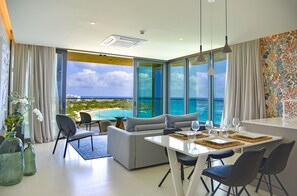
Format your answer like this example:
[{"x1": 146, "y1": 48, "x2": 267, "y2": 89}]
[
  {"x1": 137, "y1": 62, "x2": 163, "y2": 117},
  {"x1": 213, "y1": 53, "x2": 227, "y2": 125},
  {"x1": 169, "y1": 61, "x2": 184, "y2": 115},
  {"x1": 189, "y1": 57, "x2": 209, "y2": 123}
]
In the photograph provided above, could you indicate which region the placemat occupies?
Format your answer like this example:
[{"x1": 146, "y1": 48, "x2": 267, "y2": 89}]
[
  {"x1": 169, "y1": 133, "x2": 209, "y2": 140},
  {"x1": 194, "y1": 139, "x2": 245, "y2": 149},
  {"x1": 201, "y1": 129, "x2": 237, "y2": 135},
  {"x1": 229, "y1": 135, "x2": 273, "y2": 143}
]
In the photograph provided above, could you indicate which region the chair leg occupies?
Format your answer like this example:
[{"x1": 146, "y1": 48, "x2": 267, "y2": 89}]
[
  {"x1": 255, "y1": 174, "x2": 263, "y2": 192},
  {"x1": 207, "y1": 157, "x2": 215, "y2": 192},
  {"x1": 200, "y1": 177, "x2": 209, "y2": 193},
  {"x1": 78, "y1": 139, "x2": 80, "y2": 148},
  {"x1": 274, "y1": 174, "x2": 289, "y2": 196},
  {"x1": 180, "y1": 163, "x2": 184, "y2": 182},
  {"x1": 211, "y1": 182, "x2": 221, "y2": 196},
  {"x1": 63, "y1": 134, "x2": 70, "y2": 158},
  {"x1": 98, "y1": 122, "x2": 101, "y2": 133},
  {"x1": 187, "y1": 167, "x2": 195, "y2": 179},
  {"x1": 263, "y1": 175, "x2": 272, "y2": 195},
  {"x1": 52, "y1": 130, "x2": 62, "y2": 154},
  {"x1": 158, "y1": 169, "x2": 171, "y2": 187},
  {"x1": 244, "y1": 187, "x2": 250, "y2": 196},
  {"x1": 268, "y1": 175, "x2": 273, "y2": 196},
  {"x1": 227, "y1": 186, "x2": 231, "y2": 196},
  {"x1": 91, "y1": 135, "x2": 94, "y2": 151},
  {"x1": 219, "y1": 159, "x2": 225, "y2": 165}
]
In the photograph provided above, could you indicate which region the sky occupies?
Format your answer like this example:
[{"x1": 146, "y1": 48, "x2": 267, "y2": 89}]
[{"x1": 66, "y1": 60, "x2": 226, "y2": 98}]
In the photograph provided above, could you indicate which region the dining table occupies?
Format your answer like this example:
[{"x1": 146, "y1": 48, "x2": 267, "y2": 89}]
[{"x1": 145, "y1": 130, "x2": 282, "y2": 196}]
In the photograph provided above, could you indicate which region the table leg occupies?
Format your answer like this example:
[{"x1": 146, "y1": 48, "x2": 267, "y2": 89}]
[
  {"x1": 185, "y1": 154, "x2": 208, "y2": 196},
  {"x1": 167, "y1": 149, "x2": 184, "y2": 196}
]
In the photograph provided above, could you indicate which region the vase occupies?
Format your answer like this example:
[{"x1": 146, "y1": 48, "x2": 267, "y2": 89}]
[
  {"x1": 23, "y1": 142, "x2": 37, "y2": 176},
  {"x1": 0, "y1": 132, "x2": 24, "y2": 186}
]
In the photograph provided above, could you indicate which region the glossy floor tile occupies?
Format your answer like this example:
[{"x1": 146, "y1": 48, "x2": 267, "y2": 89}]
[{"x1": 0, "y1": 141, "x2": 271, "y2": 196}]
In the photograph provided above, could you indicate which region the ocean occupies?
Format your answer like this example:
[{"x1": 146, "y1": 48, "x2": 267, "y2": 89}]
[{"x1": 90, "y1": 97, "x2": 224, "y2": 125}]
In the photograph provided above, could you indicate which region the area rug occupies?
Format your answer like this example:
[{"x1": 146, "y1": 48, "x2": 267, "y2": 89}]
[{"x1": 69, "y1": 135, "x2": 111, "y2": 160}]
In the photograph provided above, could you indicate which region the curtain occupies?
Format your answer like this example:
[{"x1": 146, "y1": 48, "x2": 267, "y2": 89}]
[
  {"x1": 13, "y1": 44, "x2": 58, "y2": 143},
  {"x1": 222, "y1": 40, "x2": 266, "y2": 122}
]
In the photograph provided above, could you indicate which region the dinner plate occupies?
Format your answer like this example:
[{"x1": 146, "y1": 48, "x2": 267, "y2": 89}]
[
  {"x1": 204, "y1": 137, "x2": 234, "y2": 145},
  {"x1": 236, "y1": 132, "x2": 264, "y2": 139},
  {"x1": 176, "y1": 131, "x2": 202, "y2": 136}
]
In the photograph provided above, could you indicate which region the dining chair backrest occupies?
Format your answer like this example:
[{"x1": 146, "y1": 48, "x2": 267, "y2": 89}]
[
  {"x1": 227, "y1": 148, "x2": 266, "y2": 187},
  {"x1": 80, "y1": 112, "x2": 92, "y2": 123},
  {"x1": 56, "y1": 114, "x2": 77, "y2": 137},
  {"x1": 262, "y1": 140, "x2": 295, "y2": 174}
]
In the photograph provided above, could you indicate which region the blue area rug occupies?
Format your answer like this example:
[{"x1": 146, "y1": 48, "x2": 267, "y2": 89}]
[{"x1": 69, "y1": 135, "x2": 111, "y2": 160}]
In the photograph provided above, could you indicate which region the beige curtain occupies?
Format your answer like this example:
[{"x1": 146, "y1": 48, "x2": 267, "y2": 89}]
[
  {"x1": 222, "y1": 40, "x2": 266, "y2": 122},
  {"x1": 13, "y1": 44, "x2": 58, "y2": 143}
]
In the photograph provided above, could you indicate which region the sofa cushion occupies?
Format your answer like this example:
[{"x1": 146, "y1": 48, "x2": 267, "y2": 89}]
[
  {"x1": 135, "y1": 123, "x2": 166, "y2": 132},
  {"x1": 126, "y1": 114, "x2": 166, "y2": 132},
  {"x1": 174, "y1": 121, "x2": 193, "y2": 129},
  {"x1": 167, "y1": 112, "x2": 198, "y2": 128}
]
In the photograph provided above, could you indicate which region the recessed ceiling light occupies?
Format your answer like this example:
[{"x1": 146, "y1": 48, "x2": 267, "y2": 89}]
[
  {"x1": 89, "y1": 21, "x2": 96, "y2": 25},
  {"x1": 179, "y1": 38, "x2": 183, "y2": 41}
]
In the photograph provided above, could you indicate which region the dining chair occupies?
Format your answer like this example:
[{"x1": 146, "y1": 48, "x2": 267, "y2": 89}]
[
  {"x1": 202, "y1": 147, "x2": 266, "y2": 196},
  {"x1": 158, "y1": 128, "x2": 209, "y2": 193},
  {"x1": 79, "y1": 112, "x2": 100, "y2": 131},
  {"x1": 255, "y1": 140, "x2": 295, "y2": 196},
  {"x1": 53, "y1": 114, "x2": 94, "y2": 158}
]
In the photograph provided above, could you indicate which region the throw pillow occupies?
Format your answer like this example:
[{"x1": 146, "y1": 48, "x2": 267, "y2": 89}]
[
  {"x1": 126, "y1": 114, "x2": 166, "y2": 132},
  {"x1": 134, "y1": 123, "x2": 166, "y2": 132},
  {"x1": 167, "y1": 112, "x2": 198, "y2": 128}
]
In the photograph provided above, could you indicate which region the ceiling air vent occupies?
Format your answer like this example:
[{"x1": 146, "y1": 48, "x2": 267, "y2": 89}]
[{"x1": 100, "y1": 35, "x2": 147, "y2": 48}]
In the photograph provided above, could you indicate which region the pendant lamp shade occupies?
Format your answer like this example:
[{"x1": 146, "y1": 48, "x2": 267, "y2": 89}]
[
  {"x1": 223, "y1": 0, "x2": 232, "y2": 53},
  {"x1": 196, "y1": 0, "x2": 206, "y2": 62}
]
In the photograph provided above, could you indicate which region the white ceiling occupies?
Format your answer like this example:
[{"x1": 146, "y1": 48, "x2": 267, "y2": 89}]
[{"x1": 6, "y1": 0, "x2": 297, "y2": 60}]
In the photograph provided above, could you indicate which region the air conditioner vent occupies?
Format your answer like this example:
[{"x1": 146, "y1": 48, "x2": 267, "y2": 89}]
[{"x1": 100, "y1": 35, "x2": 147, "y2": 48}]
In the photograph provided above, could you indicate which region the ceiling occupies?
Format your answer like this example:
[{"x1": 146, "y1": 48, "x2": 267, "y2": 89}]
[{"x1": 6, "y1": 0, "x2": 297, "y2": 60}]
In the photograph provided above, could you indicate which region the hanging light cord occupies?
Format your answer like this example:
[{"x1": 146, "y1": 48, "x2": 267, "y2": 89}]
[
  {"x1": 210, "y1": 0, "x2": 213, "y2": 66},
  {"x1": 200, "y1": 0, "x2": 202, "y2": 48},
  {"x1": 225, "y1": 0, "x2": 228, "y2": 36}
]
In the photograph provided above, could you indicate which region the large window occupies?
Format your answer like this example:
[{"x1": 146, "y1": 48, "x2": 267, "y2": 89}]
[
  {"x1": 168, "y1": 52, "x2": 227, "y2": 124},
  {"x1": 169, "y1": 61, "x2": 185, "y2": 115},
  {"x1": 189, "y1": 56, "x2": 209, "y2": 122}
]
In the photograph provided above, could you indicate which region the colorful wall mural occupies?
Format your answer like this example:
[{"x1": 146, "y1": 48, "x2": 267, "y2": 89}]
[{"x1": 260, "y1": 30, "x2": 297, "y2": 118}]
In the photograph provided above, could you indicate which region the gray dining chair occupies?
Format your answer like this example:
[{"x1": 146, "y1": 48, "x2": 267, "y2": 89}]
[
  {"x1": 53, "y1": 114, "x2": 94, "y2": 158},
  {"x1": 203, "y1": 148, "x2": 266, "y2": 196},
  {"x1": 255, "y1": 140, "x2": 295, "y2": 196}
]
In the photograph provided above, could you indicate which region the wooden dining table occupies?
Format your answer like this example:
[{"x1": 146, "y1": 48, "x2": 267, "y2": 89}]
[{"x1": 145, "y1": 131, "x2": 282, "y2": 196}]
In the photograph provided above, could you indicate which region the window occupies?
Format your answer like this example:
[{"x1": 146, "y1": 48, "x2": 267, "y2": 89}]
[
  {"x1": 169, "y1": 61, "x2": 185, "y2": 115},
  {"x1": 189, "y1": 56, "x2": 209, "y2": 122}
]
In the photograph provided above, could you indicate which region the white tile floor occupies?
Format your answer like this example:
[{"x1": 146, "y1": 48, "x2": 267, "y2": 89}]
[{"x1": 0, "y1": 141, "x2": 271, "y2": 196}]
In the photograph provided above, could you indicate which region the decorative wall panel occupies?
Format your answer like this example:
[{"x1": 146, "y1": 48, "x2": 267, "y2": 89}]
[{"x1": 260, "y1": 30, "x2": 297, "y2": 117}]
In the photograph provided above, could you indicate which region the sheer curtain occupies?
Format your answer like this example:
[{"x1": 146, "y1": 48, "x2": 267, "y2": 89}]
[
  {"x1": 222, "y1": 40, "x2": 266, "y2": 122},
  {"x1": 13, "y1": 44, "x2": 58, "y2": 143}
]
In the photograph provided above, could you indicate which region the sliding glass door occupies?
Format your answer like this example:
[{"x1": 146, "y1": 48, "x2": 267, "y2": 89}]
[{"x1": 134, "y1": 59, "x2": 164, "y2": 117}]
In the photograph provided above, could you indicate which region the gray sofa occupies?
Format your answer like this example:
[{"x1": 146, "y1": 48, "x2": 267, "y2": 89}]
[{"x1": 107, "y1": 112, "x2": 198, "y2": 170}]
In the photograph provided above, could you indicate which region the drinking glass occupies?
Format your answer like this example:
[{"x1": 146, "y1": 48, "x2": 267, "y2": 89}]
[
  {"x1": 232, "y1": 117, "x2": 240, "y2": 131},
  {"x1": 191, "y1": 121, "x2": 200, "y2": 136},
  {"x1": 223, "y1": 118, "x2": 231, "y2": 131},
  {"x1": 205, "y1": 120, "x2": 214, "y2": 136}
]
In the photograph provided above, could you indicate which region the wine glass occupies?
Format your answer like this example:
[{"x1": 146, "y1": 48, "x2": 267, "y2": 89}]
[
  {"x1": 223, "y1": 118, "x2": 231, "y2": 131},
  {"x1": 205, "y1": 120, "x2": 214, "y2": 136},
  {"x1": 232, "y1": 117, "x2": 240, "y2": 131},
  {"x1": 191, "y1": 121, "x2": 200, "y2": 139}
]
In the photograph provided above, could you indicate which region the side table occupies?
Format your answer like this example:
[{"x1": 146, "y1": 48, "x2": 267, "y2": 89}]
[{"x1": 115, "y1": 116, "x2": 125, "y2": 130}]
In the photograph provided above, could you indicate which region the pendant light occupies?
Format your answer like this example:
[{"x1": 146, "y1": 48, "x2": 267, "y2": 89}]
[
  {"x1": 208, "y1": 0, "x2": 215, "y2": 75},
  {"x1": 197, "y1": 0, "x2": 206, "y2": 62},
  {"x1": 223, "y1": 0, "x2": 232, "y2": 53}
]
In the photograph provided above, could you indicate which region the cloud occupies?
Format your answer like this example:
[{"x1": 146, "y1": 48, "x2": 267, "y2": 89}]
[{"x1": 67, "y1": 69, "x2": 133, "y2": 91}]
